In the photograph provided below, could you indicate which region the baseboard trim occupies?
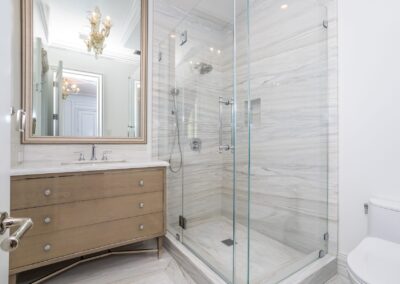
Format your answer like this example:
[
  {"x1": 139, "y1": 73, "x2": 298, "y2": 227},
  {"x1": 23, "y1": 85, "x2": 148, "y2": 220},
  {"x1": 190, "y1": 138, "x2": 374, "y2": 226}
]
[
  {"x1": 280, "y1": 254, "x2": 337, "y2": 284},
  {"x1": 337, "y1": 252, "x2": 349, "y2": 279}
]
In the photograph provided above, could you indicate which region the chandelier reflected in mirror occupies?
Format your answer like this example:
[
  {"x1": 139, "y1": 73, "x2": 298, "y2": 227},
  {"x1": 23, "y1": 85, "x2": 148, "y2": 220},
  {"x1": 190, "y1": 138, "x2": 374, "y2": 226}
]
[
  {"x1": 62, "y1": 78, "x2": 80, "y2": 100},
  {"x1": 85, "y1": 7, "x2": 112, "y2": 59}
]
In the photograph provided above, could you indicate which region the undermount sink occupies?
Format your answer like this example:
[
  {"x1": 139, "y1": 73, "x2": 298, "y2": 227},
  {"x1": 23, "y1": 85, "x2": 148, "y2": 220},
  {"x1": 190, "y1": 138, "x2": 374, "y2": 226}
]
[{"x1": 61, "y1": 160, "x2": 127, "y2": 166}]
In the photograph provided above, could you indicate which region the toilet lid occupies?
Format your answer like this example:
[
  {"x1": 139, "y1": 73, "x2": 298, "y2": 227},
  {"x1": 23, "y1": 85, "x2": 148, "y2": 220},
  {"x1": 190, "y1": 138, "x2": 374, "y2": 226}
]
[{"x1": 347, "y1": 237, "x2": 400, "y2": 284}]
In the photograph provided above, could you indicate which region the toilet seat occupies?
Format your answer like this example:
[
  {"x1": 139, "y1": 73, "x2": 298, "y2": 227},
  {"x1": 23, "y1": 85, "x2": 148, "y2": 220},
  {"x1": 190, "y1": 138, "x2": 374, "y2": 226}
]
[{"x1": 347, "y1": 237, "x2": 400, "y2": 284}]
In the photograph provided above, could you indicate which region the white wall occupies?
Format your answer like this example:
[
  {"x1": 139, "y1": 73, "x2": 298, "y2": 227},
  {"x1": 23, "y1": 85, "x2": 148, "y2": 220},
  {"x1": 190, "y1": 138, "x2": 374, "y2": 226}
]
[
  {"x1": 339, "y1": 0, "x2": 400, "y2": 255},
  {"x1": 0, "y1": 0, "x2": 13, "y2": 282}
]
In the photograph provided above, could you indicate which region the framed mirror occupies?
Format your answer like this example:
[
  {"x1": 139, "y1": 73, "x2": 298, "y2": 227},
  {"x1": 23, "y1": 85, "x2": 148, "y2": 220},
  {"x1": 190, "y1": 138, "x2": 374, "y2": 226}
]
[{"x1": 21, "y1": 0, "x2": 148, "y2": 144}]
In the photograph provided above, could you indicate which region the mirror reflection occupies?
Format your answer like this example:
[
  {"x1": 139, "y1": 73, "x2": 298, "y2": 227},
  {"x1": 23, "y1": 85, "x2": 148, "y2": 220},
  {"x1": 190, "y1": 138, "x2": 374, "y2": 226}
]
[{"x1": 32, "y1": 0, "x2": 143, "y2": 138}]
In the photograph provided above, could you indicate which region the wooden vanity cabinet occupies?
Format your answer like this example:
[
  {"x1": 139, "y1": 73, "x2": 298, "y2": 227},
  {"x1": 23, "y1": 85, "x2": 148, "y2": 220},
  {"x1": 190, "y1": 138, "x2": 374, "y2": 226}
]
[{"x1": 9, "y1": 167, "x2": 166, "y2": 279}]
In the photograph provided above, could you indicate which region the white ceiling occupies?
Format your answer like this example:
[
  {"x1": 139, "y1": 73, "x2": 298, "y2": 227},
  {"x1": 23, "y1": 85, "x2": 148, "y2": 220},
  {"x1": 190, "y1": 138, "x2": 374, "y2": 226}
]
[
  {"x1": 35, "y1": 0, "x2": 141, "y2": 61},
  {"x1": 195, "y1": 0, "x2": 248, "y2": 24},
  {"x1": 161, "y1": 0, "x2": 248, "y2": 24}
]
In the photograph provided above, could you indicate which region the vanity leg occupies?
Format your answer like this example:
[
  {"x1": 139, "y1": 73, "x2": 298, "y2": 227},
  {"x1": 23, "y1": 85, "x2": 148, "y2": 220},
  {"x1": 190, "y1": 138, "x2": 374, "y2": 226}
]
[
  {"x1": 9, "y1": 274, "x2": 17, "y2": 284},
  {"x1": 157, "y1": 237, "x2": 163, "y2": 259}
]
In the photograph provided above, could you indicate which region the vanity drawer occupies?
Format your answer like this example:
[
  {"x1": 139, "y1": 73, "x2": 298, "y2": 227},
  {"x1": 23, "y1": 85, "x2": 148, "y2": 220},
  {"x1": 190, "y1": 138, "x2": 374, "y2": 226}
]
[
  {"x1": 10, "y1": 213, "x2": 164, "y2": 270},
  {"x1": 103, "y1": 169, "x2": 164, "y2": 194},
  {"x1": 12, "y1": 191, "x2": 164, "y2": 237},
  {"x1": 11, "y1": 168, "x2": 164, "y2": 209}
]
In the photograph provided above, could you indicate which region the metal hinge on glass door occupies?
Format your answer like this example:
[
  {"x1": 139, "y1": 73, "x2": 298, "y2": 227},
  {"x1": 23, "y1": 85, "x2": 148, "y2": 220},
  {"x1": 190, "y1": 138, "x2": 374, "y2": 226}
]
[
  {"x1": 218, "y1": 97, "x2": 234, "y2": 153},
  {"x1": 318, "y1": 232, "x2": 329, "y2": 258},
  {"x1": 179, "y1": 215, "x2": 187, "y2": 229}
]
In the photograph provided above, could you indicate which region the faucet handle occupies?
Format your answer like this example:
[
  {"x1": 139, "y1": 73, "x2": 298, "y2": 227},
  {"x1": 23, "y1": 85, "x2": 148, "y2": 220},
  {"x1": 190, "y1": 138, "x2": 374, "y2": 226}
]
[
  {"x1": 102, "y1": 150, "x2": 112, "y2": 161},
  {"x1": 74, "y1": 152, "x2": 85, "y2": 161}
]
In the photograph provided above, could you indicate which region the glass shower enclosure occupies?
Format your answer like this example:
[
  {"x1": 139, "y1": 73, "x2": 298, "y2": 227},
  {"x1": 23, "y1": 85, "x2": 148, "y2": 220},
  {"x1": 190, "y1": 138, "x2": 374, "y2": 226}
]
[{"x1": 153, "y1": 0, "x2": 329, "y2": 283}]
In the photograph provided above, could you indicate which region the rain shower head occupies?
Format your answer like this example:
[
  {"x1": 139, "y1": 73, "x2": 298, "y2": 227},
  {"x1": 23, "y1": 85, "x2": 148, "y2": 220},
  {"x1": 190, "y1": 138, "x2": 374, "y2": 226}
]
[{"x1": 194, "y1": 62, "x2": 213, "y2": 75}]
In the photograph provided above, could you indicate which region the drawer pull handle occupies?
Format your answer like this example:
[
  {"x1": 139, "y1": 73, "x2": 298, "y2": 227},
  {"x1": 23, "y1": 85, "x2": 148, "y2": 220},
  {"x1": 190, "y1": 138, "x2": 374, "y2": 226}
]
[
  {"x1": 139, "y1": 202, "x2": 144, "y2": 208},
  {"x1": 43, "y1": 217, "x2": 51, "y2": 224},
  {"x1": 139, "y1": 224, "x2": 144, "y2": 230},
  {"x1": 43, "y1": 244, "x2": 51, "y2": 252},
  {"x1": 139, "y1": 180, "x2": 144, "y2": 187},
  {"x1": 43, "y1": 189, "x2": 52, "y2": 197}
]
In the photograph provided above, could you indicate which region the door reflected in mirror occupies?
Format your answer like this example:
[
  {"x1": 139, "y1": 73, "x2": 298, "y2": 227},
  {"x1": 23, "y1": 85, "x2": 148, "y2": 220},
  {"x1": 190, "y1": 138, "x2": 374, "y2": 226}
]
[
  {"x1": 46, "y1": 68, "x2": 102, "y2": 137},
  {"x1": 27, "y1": 0, "x2": 146, "y2": 142}
]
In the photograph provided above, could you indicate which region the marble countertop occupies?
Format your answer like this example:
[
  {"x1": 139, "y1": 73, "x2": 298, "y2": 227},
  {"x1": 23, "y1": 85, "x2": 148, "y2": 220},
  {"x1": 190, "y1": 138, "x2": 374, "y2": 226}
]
[{"x1": 11, "y1": 160, "x2": 169, "y2": 176}]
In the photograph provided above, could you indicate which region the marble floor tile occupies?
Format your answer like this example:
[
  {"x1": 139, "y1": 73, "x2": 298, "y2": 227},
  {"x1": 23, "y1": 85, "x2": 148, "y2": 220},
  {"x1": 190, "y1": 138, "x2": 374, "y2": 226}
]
[
  {"x1": 23, "y1": 251, "x2": 196, "y2": 284},
  {"x1": 325, "y1": 276, "x2": 339, "y2": 284},
  {"x1": 325, "y1": 275, "x2": 351, "y2": 284}
]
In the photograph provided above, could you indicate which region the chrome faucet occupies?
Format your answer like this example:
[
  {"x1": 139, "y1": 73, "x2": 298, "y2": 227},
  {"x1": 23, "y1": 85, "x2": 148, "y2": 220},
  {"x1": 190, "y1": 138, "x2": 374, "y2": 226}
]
[{"x1": 91, "y1": 144, "x2": 97, "y2": 161}]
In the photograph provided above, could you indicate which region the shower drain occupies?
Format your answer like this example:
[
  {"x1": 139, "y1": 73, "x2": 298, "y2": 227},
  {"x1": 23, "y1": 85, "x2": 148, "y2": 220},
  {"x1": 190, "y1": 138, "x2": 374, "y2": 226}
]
[{"x1": 221, "y1": 239, "x2": 236, "y2": 246}]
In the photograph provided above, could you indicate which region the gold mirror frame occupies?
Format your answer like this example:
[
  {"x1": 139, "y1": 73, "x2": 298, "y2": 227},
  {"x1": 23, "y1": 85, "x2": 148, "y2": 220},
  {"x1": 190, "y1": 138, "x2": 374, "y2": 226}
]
[{"x1": 21, "y1": 0, "x2": 148, "y2": 144}]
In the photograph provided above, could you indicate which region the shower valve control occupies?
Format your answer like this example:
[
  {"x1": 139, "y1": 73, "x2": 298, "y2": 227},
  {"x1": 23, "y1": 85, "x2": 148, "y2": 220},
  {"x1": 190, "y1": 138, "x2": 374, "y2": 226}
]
[{"x1": 190, "y1": 138, "x2": 202, "y2": 152}]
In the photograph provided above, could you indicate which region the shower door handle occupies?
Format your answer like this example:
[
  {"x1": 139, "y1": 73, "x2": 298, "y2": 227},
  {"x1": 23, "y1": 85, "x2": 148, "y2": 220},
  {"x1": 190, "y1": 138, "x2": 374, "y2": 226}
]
[{"x1": 219, "y1": 97, "x2": 234, "y2": 153}]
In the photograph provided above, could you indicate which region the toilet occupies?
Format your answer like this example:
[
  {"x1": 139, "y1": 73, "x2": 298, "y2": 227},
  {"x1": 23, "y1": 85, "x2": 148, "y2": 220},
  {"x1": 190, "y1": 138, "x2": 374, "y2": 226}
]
[{"x1": 347, "y1": 198, "x2": 400, "y2": 284}]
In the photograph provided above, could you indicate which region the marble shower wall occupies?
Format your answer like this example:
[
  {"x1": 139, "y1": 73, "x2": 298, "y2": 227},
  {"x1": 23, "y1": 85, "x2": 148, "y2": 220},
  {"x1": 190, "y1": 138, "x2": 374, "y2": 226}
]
[
  {"x1": 152, "y1": 0, "x2": 235, "y2": 229},
  {"x1": 152, "y1": 0, "x2": 338, "y2": 258},
  {"x1": 221, "y1": 0, "x2": 338, "y2": 257}
]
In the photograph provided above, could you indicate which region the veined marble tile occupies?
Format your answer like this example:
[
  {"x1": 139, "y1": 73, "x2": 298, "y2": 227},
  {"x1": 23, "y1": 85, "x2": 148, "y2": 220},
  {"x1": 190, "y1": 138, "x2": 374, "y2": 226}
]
[
  {"x1": 19, "y1": 251, "x2": 196, "y2": 284},
  {"x1": 177, "y1": 215, "x2": 324, "y2": 284},
  {"x1": 153, "y1": 0, "x2": 338, "y2": 282},
  {"x1": 326, "y1": 275, "x2": 351, "y2": 284},
  {"x1": 222, "y1": 0, "x2": 338, "y2": 261}
]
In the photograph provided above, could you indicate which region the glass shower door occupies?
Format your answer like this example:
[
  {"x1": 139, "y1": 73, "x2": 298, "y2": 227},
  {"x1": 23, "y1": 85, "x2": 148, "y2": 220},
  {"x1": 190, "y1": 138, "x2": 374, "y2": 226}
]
[
  {"x1": 247, "y1": 0, "x2": 329, "y2": 283},
  {"x1": 173, "y1": 1, "x2": 236, "y2": 282},
  {"x1": 154, "y1": 0, "x2": 330, "y2": 282}
]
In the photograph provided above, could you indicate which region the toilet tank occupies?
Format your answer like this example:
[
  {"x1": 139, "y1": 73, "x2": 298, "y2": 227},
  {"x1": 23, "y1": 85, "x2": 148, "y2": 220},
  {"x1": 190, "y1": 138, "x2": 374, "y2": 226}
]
[{"x1": 369, "y1": 198, "x2": 400, "y2": 244}]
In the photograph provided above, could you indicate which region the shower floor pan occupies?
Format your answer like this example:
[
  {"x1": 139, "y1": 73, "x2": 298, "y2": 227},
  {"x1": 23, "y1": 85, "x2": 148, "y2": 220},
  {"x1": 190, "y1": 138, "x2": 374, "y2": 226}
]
[{"x1": 169, "y1": 216, "x2": 327, "y2": 283}]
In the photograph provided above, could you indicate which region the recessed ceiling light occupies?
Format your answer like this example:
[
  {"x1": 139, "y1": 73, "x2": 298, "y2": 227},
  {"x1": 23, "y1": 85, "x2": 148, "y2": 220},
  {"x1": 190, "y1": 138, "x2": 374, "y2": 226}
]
[
  {"x1": 170, "y1": 34, "x2": 176, "y2": 38},
  {"x1": 209, "y1": 47, "x2": 214, "y2": 52},
  {"x1": 281, "y1": 4, "x2": 289, "y2": 10}
]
